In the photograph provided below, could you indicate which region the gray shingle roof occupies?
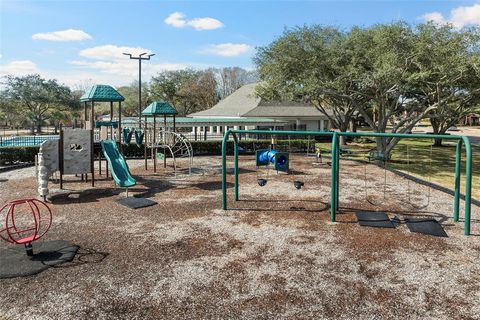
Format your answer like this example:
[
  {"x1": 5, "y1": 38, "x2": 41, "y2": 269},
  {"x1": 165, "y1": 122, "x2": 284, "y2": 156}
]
[
  {"x1": 188, "y1": 83, "x2": 260, "y2": 117},
  {"x1": 188, "y1": 82, "x2": 333, "y2": 118}
]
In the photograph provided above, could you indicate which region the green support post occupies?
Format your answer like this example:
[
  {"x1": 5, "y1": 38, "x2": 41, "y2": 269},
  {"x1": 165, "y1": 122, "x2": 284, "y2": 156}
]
[
  {"x1": 335, "y1": 134, "x2": 340, "y2": 213},
  {"x1": 330, "y1": 132, "x2": 338, "y2": 222},
  {"x1": 454, "y1": 140, "x2": 462, "y2": 222},
  {"x1": 233, "y1": 133, "x2": 239, "y2": 201},
  {"x1": 462, "y1": 136, "x2": 472, "y2": 235},
  {"x1": 221, "y1": 131, "x2": 229, "y2": 210},
  {"x1": 221, "y1": 129, "x2": 472, "y2": 236}
]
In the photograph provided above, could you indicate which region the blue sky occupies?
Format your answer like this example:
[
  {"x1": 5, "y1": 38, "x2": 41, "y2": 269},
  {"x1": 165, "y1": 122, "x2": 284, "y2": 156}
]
[{"x1": 1, "y1": 0, "x2": 479, "y2": 88}]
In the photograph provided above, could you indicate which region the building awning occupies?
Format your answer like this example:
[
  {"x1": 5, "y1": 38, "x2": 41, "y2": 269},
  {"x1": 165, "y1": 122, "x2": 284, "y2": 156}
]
[
  {"x1": 244, "y1": 101, "x2": 331, "y2": 118},
  {"x1": 102, "y1": 116, "x2": 287, "y2": 128}
]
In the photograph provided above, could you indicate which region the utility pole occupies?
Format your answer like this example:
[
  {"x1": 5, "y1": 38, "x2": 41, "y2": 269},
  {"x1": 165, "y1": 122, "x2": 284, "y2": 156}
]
[{"x1": 122, "y1": 52, "x2": 155, "y2": 128}]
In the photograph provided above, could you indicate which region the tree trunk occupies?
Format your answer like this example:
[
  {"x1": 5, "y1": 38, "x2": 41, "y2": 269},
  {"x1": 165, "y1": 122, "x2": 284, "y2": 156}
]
[
  {"x1": 349, "y1": 120, "x2": 357, "y2": 132},
  {"x1": 433, "y1": 138, "x2": 442, "y2": 147},
  {"x1": 430, "y1": 119, "x2": 442, "y2": 146},
  {"x1": 36, "y1": 124, "x2": 42, "y2": 134},
  {"x1": 339, "y1": 123, "x2": 349, "y2": 146},
  {"x1": 375, "y1": 136, "x2": 387, "y2": 153}
]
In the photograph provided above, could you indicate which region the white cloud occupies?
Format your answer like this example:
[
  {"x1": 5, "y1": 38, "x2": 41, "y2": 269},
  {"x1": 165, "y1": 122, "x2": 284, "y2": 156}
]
[
  {"x1": 0, "y1": 60, "x2": 39, "y2": 76},
  {"x1": 165, "y1": 12, "x2": 187, "y2": 28},
  {"x1": 421, "y1": 3, "x2": 480, "y2": 28},
  {"x1": 32, "y1": 29, "x2": 92, "y2": 41},
  {"x1": 200, "y1": 43, "x2": 252, "y2": 57},
  {"x1": 421, "y1": 12, "x2": 445, "y2": 25},
  {"x1": 70, "y1": 59, "x2": 186, "y2": 77},
  {"x1": 70, "y1": 44, "x2": 188, "y2": 83},
  {"x1": 164, "y1": 11, "x2": 224, "y2": 30},
  {"x1": 79, "y1": 45, "x2": 152, "y2": 60},
  {"x1": 188, "y1": 17, "x2": 224, "y2": 31}
]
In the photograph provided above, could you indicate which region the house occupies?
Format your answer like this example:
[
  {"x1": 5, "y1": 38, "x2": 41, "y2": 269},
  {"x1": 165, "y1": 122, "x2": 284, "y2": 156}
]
[
  {"x1": 188, "y1": 83, "x2": 332, "y2": 134},
  {"x1": 102, "y1": 83, "x2": 333, "y2": 141}
]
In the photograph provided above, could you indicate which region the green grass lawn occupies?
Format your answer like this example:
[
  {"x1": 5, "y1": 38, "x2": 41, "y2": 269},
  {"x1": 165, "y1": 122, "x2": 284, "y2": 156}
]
[{"x1": 316, "y1": 138, "x2": 480, "y2": 200}]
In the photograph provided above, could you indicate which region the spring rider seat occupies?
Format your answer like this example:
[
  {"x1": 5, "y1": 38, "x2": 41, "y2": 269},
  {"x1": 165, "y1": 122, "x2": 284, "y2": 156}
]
[{"x1": 0, "y1": 198, "x2": 52, "y2": 256}]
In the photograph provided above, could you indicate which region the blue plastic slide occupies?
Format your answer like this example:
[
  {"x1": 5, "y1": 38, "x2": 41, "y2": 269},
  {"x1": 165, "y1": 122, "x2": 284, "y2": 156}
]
[{"x1": 101, "y1": 140, "x2": 136, "y2": 188}]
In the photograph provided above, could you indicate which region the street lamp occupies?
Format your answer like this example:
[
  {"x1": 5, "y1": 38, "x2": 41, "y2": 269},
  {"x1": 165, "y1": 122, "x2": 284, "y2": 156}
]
[{"x1": 123, "y1": 52, "x2": 155, "y2": 128}]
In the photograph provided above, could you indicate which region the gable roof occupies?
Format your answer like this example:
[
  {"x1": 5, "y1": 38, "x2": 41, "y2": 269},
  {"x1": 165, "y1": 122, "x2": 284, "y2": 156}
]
[
  {"x1": 188, "y1": 83, "x2": 260, "y2": 117},
  {"x1": 80, "y1": 85, "x2": 125, "y2": 102},
  {"x1": 244, "y1": 101, "x2": 332, "y2": 117},
  {"x1": 142, "y1": 101, "x2": 178, "y2": 116}
]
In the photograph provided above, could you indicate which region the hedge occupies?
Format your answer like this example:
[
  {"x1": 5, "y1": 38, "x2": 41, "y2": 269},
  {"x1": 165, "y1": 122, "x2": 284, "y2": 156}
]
[
  {"x1": 0, "y1": 139, "x2": 319, "y2": 164},
  {"x1": 0, "y1": 146, "x2": 40, "y2": 165}
]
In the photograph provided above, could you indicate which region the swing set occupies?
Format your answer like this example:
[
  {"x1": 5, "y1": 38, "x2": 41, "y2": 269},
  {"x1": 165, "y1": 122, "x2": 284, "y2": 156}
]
[{"x1": 221, "y1": 129, "x2": 474, "y2": 236}]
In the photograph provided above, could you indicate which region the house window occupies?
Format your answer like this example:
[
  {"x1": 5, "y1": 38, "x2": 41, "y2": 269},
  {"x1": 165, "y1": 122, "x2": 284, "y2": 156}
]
[{"x1": 323, "y1": 120, "x2": 330, "y2": 131}]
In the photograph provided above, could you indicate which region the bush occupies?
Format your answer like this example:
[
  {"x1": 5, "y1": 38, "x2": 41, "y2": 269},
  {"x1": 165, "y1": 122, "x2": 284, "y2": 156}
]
[
  {"x1": 0, "y1": 146, "x2": 40, "y2": 164},
  {"x1": 0, "y1": 139, "x2": 320, "y2": 165},
  {"x1": 189, "y1": 139, "x2": 317, "y2": 156}
]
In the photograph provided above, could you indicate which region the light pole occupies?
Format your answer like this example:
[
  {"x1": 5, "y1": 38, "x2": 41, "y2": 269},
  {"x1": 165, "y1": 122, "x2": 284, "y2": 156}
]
[{"x1": 123, "y1": 52, "x2": 155, "y2": 128}]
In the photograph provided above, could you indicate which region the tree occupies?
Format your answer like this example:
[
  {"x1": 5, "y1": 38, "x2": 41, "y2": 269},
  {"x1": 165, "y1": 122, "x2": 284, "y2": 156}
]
[
  {"x1": 215, "y1": 67, "x2": 258, "y2": 98},
  {"x1": 117, "y1": 81, "x2": 152, "y2": 117},
  {"x1": 254, "y1": 25, "x2": 365, "y2": 145},
  {"x1": 0, "y1": 96, "x2": 22, "y2": 128},
  {"x1": 255, "y1": 23, "x2": 440, "y2": 154},
  {"x1": 410, "y1": 23, "x2": 480, "y2": 145},
  {"x1": 150, "y1": 69, "x2": 219, "y2": 116},
  {"x1": 2, "y1": 74, "x2": 75, "y2": 133},
  {"x1": 344, "y1": 23, "x2": 438, "y2": 154}
]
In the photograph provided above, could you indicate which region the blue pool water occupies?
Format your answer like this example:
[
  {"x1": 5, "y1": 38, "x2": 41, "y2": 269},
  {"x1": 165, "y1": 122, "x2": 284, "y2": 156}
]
[{"x1": 0, "y1": 135, "x2": 59, "y2": 147}]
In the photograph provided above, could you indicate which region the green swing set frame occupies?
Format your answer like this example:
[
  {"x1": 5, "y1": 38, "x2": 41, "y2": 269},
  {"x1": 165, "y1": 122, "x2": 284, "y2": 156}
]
[{"x1": 221, "y1": 130, "x2": 474, "y2": 236}]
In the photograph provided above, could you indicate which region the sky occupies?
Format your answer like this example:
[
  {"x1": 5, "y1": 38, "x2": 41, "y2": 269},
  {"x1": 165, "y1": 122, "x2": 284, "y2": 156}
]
[{"x1": 1, "y1": 0, "x2": 480, "y2": 88}]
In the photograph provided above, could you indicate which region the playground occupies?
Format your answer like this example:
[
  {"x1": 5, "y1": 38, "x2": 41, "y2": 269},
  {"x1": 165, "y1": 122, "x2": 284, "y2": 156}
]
[
  {"x1": 0, "y1": 85, "x2": 478, "y2": 319},
  {"x1": 0, "y1": 150, "x2": 479, "y2": 319}
]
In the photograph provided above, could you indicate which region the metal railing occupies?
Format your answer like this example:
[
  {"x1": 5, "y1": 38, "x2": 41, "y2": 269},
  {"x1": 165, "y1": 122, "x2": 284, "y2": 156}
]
[
  {"x1": 0, "y1": 135, "x2": 59, "y2": 147},
  {"x1": 221, "y1": 129, "x2": 474, "y2": 236}
]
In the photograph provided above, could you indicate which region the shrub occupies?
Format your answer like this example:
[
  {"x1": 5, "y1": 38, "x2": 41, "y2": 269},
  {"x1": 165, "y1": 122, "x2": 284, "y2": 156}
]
[
  {"x1": 0, "y1": 146, "x2": 40, "y2": 164},
  {"x1": 0, "y1": 139, "x2": 321, "y2": 165}
]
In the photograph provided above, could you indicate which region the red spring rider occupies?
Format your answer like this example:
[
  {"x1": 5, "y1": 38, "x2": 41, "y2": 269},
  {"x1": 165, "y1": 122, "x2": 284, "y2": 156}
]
[{"x1": 0, "y1": 198, "x2": 52, "y2": 256}]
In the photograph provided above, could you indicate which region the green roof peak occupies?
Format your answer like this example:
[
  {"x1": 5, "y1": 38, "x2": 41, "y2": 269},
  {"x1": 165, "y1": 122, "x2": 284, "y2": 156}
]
[
  {"x1": 142, "y1": 101, "x2": 178, "y2": 116},
  {"x1": 80, "y1": 85, "x2": 125, "y2": 102}
]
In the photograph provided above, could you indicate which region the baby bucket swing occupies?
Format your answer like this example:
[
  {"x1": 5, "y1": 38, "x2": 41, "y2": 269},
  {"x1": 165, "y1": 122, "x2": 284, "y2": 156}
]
[{"x1": 254, "y1": 136, "x2": 304, "y2": 190}]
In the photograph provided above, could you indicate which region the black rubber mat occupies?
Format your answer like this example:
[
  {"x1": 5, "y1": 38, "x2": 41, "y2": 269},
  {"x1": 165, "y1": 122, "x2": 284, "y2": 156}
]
[
  {"x1": 391, "y1": 215, "x2": 403, "y2": 228},
  {"x1": 405, "y1": 218, "x2": 448, "y2": 237},
  {"x1": 116, "y1": 197, "x2": 157, "y2": 209},
  {"x1": 356, "y1": 211, "x2": 395, "y2": 228},
  {"x1": 0, "y1": 240, "x2": 79, "y2": 279}
]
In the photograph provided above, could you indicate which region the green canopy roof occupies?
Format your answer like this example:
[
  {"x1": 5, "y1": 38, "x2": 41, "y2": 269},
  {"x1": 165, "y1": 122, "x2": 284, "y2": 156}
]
[
  {"x1": 80, "y1": 85, "x2": 125, "y2": 102},
  {"x1": 142, "y1": 101, "x2": 178, "y2": 116}
]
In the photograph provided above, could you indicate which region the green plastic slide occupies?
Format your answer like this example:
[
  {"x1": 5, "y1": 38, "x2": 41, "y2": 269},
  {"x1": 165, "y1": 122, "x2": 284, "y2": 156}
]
[{"x1": 101, "y1": 140, "x2": 136, "y2": 188}]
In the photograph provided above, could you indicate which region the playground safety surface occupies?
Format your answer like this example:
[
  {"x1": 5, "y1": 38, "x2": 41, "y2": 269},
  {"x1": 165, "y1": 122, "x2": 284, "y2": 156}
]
[{"x1": 0, "y1": 156, "x2": 479, "y2": 319}]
